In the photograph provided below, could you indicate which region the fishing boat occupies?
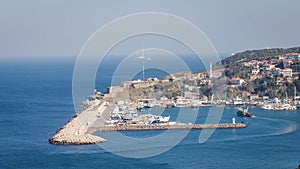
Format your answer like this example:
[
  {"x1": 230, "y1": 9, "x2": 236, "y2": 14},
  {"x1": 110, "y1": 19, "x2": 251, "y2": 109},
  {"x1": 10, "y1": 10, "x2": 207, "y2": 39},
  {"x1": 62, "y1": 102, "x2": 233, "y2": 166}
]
[{"x1": 236, "y1": 107, "x2": 254, "y2": 118}]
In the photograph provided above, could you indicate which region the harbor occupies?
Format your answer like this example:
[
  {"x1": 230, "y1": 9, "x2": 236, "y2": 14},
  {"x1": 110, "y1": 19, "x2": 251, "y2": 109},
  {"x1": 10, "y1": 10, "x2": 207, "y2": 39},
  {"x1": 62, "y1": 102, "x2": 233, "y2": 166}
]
[{"x1": 49, "y1": 93, "x2": 248, "y2": 145}]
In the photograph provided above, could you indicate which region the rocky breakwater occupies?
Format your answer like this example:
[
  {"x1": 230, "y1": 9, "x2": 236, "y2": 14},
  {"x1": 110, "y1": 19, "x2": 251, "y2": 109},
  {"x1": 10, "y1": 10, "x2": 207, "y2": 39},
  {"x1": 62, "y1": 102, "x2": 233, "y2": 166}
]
[
  {"x1": 88, "y1": 123, "x2": 247, "y2": 132},
  {"x1": 49, "y1": 101, "x2": 108, "y2": 145}
]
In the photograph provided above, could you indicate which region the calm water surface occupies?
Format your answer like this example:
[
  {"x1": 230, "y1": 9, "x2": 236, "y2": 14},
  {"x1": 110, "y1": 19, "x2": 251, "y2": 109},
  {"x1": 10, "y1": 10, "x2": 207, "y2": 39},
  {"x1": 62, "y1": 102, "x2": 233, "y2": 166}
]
[{"x1": 0, "y1": 58, "x2": 299, "y2": 169}]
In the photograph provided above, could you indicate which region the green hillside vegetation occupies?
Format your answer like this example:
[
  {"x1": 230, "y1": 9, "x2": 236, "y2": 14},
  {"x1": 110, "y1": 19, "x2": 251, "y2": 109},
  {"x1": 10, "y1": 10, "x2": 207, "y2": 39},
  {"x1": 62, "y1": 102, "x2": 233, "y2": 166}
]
[
  {"x1": 221, "y1": 46, "x2": 300, "y2": 99},
  {"x1": 221, "y1": 46, "x2": 300, "y2": 65}
]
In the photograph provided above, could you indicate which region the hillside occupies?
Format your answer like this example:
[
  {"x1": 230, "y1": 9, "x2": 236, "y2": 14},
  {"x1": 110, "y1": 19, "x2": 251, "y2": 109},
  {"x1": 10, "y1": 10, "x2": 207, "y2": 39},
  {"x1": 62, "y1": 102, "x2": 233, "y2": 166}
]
[
  {"x1": 108, "y1": 46, "x2": 300, "y2": 102},
  {"x1": 220, "y1": 46, "x2": 300, "y2": 99},
  {"x1": 221, "y1": 46, "x2": 300, "y2": 65}
]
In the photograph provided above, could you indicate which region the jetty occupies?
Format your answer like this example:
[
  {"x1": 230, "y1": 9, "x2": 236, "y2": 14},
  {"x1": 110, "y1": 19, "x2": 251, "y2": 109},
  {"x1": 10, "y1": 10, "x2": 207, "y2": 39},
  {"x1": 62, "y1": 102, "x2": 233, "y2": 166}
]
[
  {"x1": 49, "y1": 101, "x2": 109, "y2": 145},
  {"x1": 87, "y1": 123, "x2": 246, "y2": 133}
]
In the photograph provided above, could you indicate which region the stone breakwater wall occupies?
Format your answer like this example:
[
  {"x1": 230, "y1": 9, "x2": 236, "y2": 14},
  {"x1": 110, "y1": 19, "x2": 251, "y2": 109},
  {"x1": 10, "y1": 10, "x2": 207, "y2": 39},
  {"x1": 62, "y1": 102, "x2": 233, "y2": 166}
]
[
  {"x1": 49, "y1": 102, "x2": 108, "y2": 145},
  {"x1": 49, "y1": 117, "x2": 107, "y2": 145},
  {"x1": 87, "y1": 123, "x2": 247, "y2": 133}
]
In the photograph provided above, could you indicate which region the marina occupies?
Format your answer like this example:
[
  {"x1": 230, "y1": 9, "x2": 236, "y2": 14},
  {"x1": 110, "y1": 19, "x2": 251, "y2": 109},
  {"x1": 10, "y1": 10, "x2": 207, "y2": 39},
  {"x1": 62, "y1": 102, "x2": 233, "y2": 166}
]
[{"x1": 49, "y1": 92, "x2": 248, "y2": 145}]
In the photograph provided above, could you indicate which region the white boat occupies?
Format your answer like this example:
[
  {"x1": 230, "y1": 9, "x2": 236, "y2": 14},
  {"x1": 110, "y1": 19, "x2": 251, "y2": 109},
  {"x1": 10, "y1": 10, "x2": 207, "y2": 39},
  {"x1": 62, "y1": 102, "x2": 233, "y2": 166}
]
[
  {"x1": 261, "y1": 104, "x2": 273, "y2": 110},
  {"x1": 105, "y1": 119, "x2": 119, "y2": 124},
  {"x1": 261, "y1": 103, "x2": 297, "y2": 110},
  {"x1": 157, "y1": 115, "x2": 170, "y2": 123}
]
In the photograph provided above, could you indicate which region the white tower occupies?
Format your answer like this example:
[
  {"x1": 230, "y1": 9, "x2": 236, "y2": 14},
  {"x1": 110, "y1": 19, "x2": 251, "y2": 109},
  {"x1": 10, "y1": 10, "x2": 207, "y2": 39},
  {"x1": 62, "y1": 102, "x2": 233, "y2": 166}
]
[
  {"x1": 209, "y1": 61, "x2": 212, "y2": 78},
  {"x1": 138, "y1": 48, "x2": 145, "y2": 81}
]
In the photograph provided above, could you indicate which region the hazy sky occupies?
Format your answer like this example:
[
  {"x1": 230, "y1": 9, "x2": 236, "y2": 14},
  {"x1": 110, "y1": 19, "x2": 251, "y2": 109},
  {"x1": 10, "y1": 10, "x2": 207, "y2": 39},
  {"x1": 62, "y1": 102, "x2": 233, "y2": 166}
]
[{"x1": 1, "y1": 0, "x2": 300, "y2": 58}]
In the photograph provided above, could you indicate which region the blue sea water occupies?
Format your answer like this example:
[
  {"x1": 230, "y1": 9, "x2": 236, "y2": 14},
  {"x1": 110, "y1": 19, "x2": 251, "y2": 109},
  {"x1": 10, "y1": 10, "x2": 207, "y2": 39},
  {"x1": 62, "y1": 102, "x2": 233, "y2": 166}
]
[{"x1": 0, "y1": 57, "x2": 299, "y2": 169}]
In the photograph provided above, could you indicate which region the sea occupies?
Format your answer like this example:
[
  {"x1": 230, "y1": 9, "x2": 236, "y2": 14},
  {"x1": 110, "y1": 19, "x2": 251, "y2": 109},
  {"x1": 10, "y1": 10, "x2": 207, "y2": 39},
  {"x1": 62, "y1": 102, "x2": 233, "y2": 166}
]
[{"x1": 0, "y1": 56, "x2": 299, "y2": 169}]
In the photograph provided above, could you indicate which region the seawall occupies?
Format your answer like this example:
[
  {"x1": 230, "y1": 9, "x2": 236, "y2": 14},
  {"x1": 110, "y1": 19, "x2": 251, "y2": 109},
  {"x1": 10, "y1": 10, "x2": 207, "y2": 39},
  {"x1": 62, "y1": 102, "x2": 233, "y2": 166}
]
[{"x1": 87, "y1": 123, "x2": 246, "y2": 133}]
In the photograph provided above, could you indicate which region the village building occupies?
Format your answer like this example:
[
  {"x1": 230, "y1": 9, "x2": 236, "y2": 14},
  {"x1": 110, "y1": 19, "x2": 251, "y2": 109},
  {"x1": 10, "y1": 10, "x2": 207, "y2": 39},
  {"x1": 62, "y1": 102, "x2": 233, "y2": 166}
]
[
  {"x1": 231, "y1": 77, "x2": 245, "y2": 86},
  {"x1": 283, "y1": 58, "x2": 293, "y2": 67},
  {"x1": 263, "y1": 64, "x2": 275, "y2": 71},
  {"x1": 280, "y1": 68, "x2": 293, "y2": 77},
  {"x1": 251, "y1": 69, "x2": 260, "y2": 75}
]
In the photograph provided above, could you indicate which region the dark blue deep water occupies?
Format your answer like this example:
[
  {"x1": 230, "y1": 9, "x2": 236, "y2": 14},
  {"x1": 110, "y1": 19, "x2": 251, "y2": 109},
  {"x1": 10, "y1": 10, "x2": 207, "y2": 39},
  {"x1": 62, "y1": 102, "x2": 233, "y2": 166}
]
[{"x1": 0, "y1": 57, "x2": 299, "y2": 169}]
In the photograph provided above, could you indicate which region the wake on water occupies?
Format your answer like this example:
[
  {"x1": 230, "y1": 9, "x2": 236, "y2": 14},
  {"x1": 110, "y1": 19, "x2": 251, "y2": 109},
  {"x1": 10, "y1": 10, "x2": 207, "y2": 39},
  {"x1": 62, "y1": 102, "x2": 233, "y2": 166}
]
[{"x1": 209, "y1": 116, "x2": 297, "y2": 143}]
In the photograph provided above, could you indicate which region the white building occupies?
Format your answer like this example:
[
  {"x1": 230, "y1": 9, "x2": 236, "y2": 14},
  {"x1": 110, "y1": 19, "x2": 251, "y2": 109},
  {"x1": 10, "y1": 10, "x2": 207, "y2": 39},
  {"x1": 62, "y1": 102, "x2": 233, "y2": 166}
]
[
  {"x1": 280, "y1": 68, "x2": 293, "y2": 77},
  {"x1": 231, "y1": 78, "x2": 245, "y2": 86},
  {"x1": 251, "y1": 69, "x2": 260, "y2": 75}
]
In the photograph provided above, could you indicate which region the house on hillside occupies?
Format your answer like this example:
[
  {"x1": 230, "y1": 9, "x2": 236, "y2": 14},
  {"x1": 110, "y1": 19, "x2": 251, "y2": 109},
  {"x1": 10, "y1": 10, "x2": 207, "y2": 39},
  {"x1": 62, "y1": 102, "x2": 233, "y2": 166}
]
[
  {"x1": 249, "y1": 94, "x2": 259, "y2": 101},
  {"x1": 251, "y1": 69, "x2": 260, "y2": 75},
  {"x1": 276, "y1": 55, "x2": 284, "y2": 60},
  {"x1": 286, "y1": 53, "x2": 300, "y2": 60},
  {"x1": 211, "y1": 71, "x2": 222, "y2": 78},
  {"x1": 263, "y1": 64, "x2": 275, "y2": 71},
  {"x1": 280, "y1": 68, "x2": 293, "y2": 77},
  {"x1": 231, "y1": 77, "x2": 245, "y2": 86},
  {"x1": 283, "y1": 58, "x2": 293, "y2": 67}
]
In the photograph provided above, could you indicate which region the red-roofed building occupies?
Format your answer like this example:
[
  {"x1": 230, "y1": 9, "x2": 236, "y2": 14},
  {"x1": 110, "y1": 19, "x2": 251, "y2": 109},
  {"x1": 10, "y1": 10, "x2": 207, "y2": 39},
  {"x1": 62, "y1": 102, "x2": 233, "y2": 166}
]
[
  {"x1": 231, "y1": 78, "x2": 245, "y2": 86},
  {"x1": 276, "y1": 55, "x2": 284, "y2": 60},
  {"x1": 242, "y1": 62, "x2": 251, "y2": 67},
  {"x1": 285, "y1": 53, "x2": 300, "y2": 60},
  {"x1": 211, "y1": 71, "x2": 222, "y2": 78},
  {"x1": 263, "y1": 64, "x2": 275, "y2": 71}
]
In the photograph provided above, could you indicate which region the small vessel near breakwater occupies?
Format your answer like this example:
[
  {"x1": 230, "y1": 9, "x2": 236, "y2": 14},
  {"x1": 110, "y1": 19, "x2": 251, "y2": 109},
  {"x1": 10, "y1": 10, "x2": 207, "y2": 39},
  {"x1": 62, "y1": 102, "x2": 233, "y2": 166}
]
[{"x1": 237, "y1": 107, "x2": 255, "y2": 118}]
